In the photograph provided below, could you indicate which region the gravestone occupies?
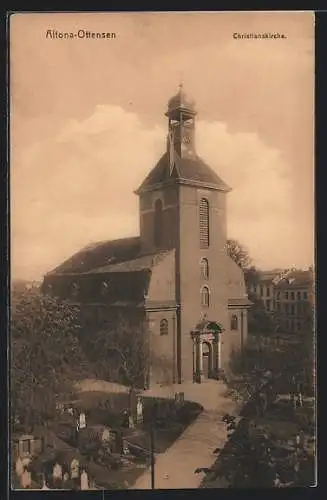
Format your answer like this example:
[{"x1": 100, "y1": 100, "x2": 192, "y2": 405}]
[
  {"x1": 128, "y1": 416, "x2": 135, "y2": 429},
  {"x1": 20, "y1": 469, "x2": 32, "y2": 489},
  {"x1": 80, "y1": 470, "x2": 89, "y2": 490},
  {"x1": 136, "y1": 397, "x2": 143, "y2": 425},
  {"x1": 175, "y1": 392, "x2": 185, "y2": 405},
  {"x1": 70, "y1": 458, "x2": 79, "y2": 480},
  {"x1": 53, "y1": 462, "x2": 63, "y2": 481},
  {"x1": 15, "y1": 457, "x2": 24, "y2": 477},
  {"x1": 79, "y1": 412, "x2": 87, "y2": 430}
]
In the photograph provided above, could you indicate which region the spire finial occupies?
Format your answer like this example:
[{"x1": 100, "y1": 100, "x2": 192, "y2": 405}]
[{"x1": 178, "y1": 70, "x2": 184, "y2": 91}]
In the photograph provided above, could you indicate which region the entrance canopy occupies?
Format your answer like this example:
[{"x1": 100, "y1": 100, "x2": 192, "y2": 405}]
[{"x1": 191, "y1": 319, "x2": 225, "y2": 337}]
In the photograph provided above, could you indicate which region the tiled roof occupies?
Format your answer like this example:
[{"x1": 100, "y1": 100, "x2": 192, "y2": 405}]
[
  {"x1": 84, "y1": 250, "x2": 173, "y2": 274},
  {"x1": 43, "y1": 249, "x2": 175, "y2": 307},
  {"x1": 275, "y1": 269, "x2": 313, "y2": 288},
  {"x1": 47, "y1": 236, "x2": 141, "y2": 275},
  {"x1": 258, "y1": 270, "x2": 284, "y2": 282},
  {"x1": 135, "y1": 152, "x2": 230, "y2": 193}
]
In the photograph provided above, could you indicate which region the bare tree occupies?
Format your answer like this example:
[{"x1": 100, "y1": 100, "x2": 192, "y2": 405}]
[{"x1": 227, "y1": 239, "x2": 252, "y2": 270}]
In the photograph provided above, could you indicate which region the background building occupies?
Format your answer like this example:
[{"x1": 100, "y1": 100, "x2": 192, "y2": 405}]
[{"x1": 249, "y1": 268, "x2": 314, "y2": 334}]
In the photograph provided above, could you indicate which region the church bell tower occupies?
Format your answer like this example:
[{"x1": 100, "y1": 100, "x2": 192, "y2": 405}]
[{"x1": 136, "y1": 85, "x2": 231, "y2": 384}]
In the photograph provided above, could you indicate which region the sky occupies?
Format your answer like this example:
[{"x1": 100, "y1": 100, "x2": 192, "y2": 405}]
[{"x1": 10, "y1": 12, "x2": 314, "y2": 281}]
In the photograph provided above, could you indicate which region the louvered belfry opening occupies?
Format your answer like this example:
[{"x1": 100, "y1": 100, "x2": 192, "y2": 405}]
[{"x1": 199, "y1": 198, "x2": 210, "y2": 248}]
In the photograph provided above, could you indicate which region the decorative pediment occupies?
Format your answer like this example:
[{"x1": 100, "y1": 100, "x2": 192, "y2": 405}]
[{"x1": 191, "y1": 319, "x2": 225, "y2": 339}]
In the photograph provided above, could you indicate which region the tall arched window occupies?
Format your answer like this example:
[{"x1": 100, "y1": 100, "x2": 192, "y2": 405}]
[
  {"x1": 231, "y1": 314, "x2": 238, "y2": 330},
  {"x1": 200, "y1": 286, "x2": 210, "y2": 307},
  {"x1": 199, "y1": 198, "x2": 210, "y2": 248},
  {"x1": 200, "y1": 258, "x2": 209, "y2": 280},
  {"x1": 160, "y1": 318, "x2": 169, "y2": 335},
  {"x1": 154, "y1": 199, "x2": 163, "y2": 248}
]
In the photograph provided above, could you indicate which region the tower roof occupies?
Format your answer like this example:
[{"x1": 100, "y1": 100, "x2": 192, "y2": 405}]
[
  {"x1": 166, "y1": 83, "x2": 196, "y2": 118},
  {"x1": 135, "y1": 152, "x2": 231, "y2": 194}
]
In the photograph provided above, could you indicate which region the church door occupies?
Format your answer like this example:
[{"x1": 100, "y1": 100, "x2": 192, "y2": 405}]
[{"x1": 202, "y1": 342, "x2": 212, "y2": 379}]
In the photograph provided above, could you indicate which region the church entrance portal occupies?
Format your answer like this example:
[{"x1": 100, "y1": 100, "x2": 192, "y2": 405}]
[{"x1": 191, "y1": 319, "x2": 224, "y2": 383}]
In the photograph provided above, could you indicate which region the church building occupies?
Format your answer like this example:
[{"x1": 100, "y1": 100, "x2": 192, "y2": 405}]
[{"x1": 42, "y1": 85, "x2": 251, "y2": 387}]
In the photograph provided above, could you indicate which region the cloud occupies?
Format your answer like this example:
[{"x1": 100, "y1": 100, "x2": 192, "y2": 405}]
[{"x1": 11, "y1": 104, "x2": 305, "y2": 280}]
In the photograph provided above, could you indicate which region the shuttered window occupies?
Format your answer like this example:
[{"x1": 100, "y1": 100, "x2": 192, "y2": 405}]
[{"x1": 199, "y1": 198, "x2": 209, "y2": 248}]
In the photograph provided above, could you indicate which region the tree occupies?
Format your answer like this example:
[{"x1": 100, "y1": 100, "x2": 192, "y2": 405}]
[
  {"x1": 227, "y1": 239, "x2": 252, "y2": 270},
  {"x1": 247, "y1": 291, "x2": 275, "y2": 334},
  {"x1": 11, "y1": 286, "x2": 90, "y2": 429},
  {"x1": 88, "y1": 316, "x2": 173, "y2": 391},
  {"x1": 227, "y1": 239, "x2": 260, "y2": 288},
  {"x1": 87, "y1": 319, "x2": 149, "y2": 390}
]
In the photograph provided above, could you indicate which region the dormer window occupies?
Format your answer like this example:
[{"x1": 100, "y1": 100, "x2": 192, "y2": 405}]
[
  {"x1": 101, "y1": 281, "x2": 109, "y2": 296},
  {"x1": 71, "y1": 282, "x2": 80, "y2": 298}
]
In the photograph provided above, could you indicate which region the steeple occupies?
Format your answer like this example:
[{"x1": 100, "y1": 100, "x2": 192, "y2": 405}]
[
  {"x1": 165, "y1": 84, "x2": 197, "y2": 161},
  {"x1": 165, "y1": 83, "x2": 197, "y2": 120},
  {"x1": 135, "y1": 86, "x2": 230, "y2": 196}
]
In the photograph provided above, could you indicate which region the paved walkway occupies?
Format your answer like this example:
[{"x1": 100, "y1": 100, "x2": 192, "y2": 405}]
[
  {"x1": 74, "y1": 378, "x2": 129, "y2": 394},
  {"x1": 75, "y1": 378, "x2": 240, "y2": 490},
  {"x1": 132, "y1": 380, "x2": 239, "y2": 490}
]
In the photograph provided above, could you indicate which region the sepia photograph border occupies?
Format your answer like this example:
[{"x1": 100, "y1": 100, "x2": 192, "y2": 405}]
[{"x1": 2, "y1": 6, "x2": 324, "y2": 500}]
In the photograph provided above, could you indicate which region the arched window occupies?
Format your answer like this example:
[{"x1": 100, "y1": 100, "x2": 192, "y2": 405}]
[
  {"x1": 199, "y1": 198, "x2": 210, "y2": 248},
  {"x1": 160, "y1": 319, "x2": 168, "y2": 336},
  {"x1": 200, "y1": 258, "x2": 209, "y2": 280},
  {"x1": 200, "y1": 286, "x2": 210, "y2": 307},
  {"x1": 231, "y1": 315, "x2": 238, "y2": 330},
  {"x1": 154, "y1": 199, "x2": 163, "y2": 248}
]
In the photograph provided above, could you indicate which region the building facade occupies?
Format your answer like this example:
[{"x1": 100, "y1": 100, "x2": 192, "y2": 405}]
[
  {"x1": 250, "y1": 268, "x2": 314, "y2": 334},
  {"x1": 42, "y1": 86, "x2": 251, "y2": 387}
]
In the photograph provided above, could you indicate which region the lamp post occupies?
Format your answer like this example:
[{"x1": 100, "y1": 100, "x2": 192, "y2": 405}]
[
  {"x1": 150, "y1": 424, "x2": 155, "y2": 489},
  {"x1": 148, "y1": 402, "x2": 157, "y2": 489}
]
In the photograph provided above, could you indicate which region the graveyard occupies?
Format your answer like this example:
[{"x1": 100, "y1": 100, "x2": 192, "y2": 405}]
[{"x1": 12, "y1": 388, "x2": 203, "y2": 490}]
